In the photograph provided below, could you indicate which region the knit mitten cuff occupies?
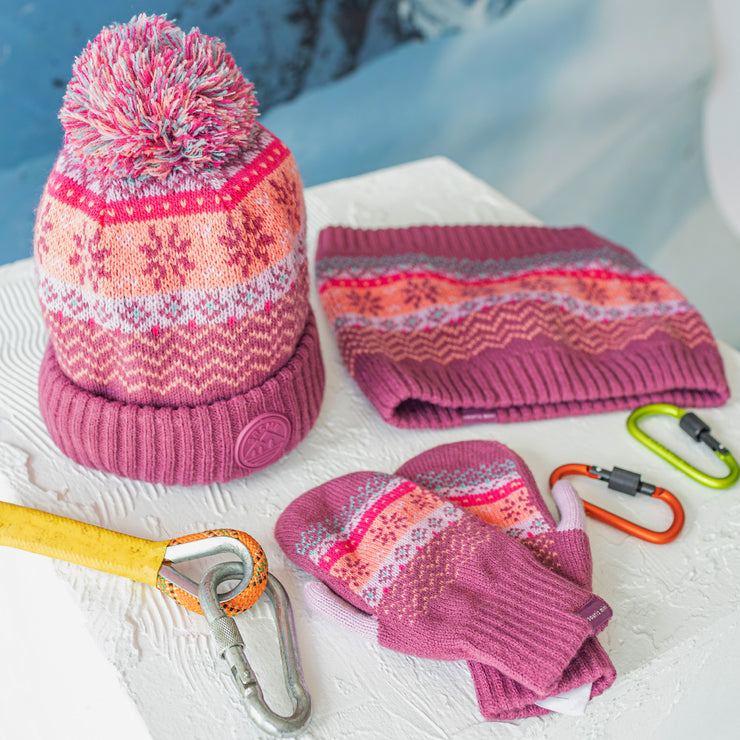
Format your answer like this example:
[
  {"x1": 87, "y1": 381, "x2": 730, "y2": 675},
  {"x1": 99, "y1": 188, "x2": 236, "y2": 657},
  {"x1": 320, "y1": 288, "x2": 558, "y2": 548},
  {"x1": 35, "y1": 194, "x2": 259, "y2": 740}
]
[{"x1": 469, "y1": 635, "x2": 616, "y2": 721}]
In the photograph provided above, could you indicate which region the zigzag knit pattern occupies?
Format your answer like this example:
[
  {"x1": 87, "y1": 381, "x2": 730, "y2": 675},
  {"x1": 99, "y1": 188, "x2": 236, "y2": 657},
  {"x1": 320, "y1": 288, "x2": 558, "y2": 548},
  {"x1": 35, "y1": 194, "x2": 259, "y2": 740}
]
[
  {"x1": 32, "y1": 14, "x2": 325, "y2": 485},
  {"x1": 35, "y1": 124, "x2": 307, "y2": 407},
  {"x1": 332, "y1": 306, "x2": 716, "y2": 371},
  {"x1": 316, "y1": 224, "x2": 729, "y2": 427}
]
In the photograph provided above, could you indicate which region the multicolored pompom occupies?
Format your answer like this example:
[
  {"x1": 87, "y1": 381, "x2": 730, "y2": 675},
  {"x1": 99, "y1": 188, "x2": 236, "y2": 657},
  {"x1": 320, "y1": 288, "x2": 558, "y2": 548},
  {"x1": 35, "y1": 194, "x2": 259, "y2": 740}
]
[{"x1": 60, "y1": 13, "x2": 258, "y2": 179}]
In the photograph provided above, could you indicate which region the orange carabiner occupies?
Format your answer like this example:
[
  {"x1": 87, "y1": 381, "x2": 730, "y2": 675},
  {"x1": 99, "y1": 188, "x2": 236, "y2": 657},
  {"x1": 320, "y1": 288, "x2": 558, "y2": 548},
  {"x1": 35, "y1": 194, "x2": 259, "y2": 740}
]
[{"x1": 550, "y1": 463, "x2": 685, "y2": 544}]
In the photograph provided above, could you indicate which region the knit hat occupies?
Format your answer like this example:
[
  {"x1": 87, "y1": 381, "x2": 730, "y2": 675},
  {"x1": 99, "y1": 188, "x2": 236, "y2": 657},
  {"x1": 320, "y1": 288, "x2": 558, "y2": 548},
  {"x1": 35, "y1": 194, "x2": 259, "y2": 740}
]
[
  {"x1": 33, "y1": 15, "x2": 324, "y2": 485},
  {"x1": 395, "y1": 441, "x2": 615, "y2": 720},
  {"x1": 316, "y1": 225, "x2": 729, "y2": 428},
  {"x1": 275, "y1": 470, "x2": 612, "y2": 696}
]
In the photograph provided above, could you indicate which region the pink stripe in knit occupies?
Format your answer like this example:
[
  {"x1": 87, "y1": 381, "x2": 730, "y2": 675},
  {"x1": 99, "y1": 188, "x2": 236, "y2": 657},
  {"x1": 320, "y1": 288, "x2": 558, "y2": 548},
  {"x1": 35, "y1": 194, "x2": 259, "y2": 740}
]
[
  {"x1": 44, "y1": 139, "x2": 291, "y2": 224},
  {"x1": 448, "y1": 478, "x2": 524, "y2": 508},
  {"x1": 320, "y1": 479, "x2": 418, "y2": 570},
  {"x1": 318, "y1": 267, "x2": 663, "y2": 294}
]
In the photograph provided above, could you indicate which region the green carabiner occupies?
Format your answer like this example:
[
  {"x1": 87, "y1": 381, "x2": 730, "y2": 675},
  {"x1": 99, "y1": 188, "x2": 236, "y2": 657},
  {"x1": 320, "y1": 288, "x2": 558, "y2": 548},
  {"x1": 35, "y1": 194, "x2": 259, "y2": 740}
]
[{"x1": 627, "y1": 403, "x2": 739, "y2": 489}]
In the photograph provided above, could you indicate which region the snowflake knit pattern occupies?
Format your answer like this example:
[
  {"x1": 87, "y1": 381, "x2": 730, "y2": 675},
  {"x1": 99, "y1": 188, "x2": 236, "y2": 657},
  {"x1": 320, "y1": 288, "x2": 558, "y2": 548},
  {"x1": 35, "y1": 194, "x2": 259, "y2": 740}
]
[
  {"x1": 33, "y1": 15, "x2": 324, "y2": 485},
  {"x1": 406, "y1": 456, "x2": 562, "y2": 565},
  {"x1": 292, "y1": 473, "x2": 465, "y2": 611},
  {"x1": 277, "y1": 470, "x2": 613, "y2": 695},
  {"x1": 316, "y1": 224, "x2": 729, "y2": 428},
  {"x1": 36, "y1": 125, "x2": 306, "y2": 407}
]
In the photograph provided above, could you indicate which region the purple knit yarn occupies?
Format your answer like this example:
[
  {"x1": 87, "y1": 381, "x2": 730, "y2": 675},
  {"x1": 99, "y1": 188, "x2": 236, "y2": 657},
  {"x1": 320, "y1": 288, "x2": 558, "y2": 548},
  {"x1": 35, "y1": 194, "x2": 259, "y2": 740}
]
[
  {"x1": 316, "y1": 225, "x2": 730, "y2": 429},
  {"x1": 276, "y1": 470, "x2": 613, "y2": 696},
  {"x1": 33, "y1": 16, "x2": 325, "y2": 485},
  {"x1": 39, "y1": 310, "x2": 325, "y2": 486},
  {"x1": 396, "y1": 440, "x2": 616, "y2": 720}
]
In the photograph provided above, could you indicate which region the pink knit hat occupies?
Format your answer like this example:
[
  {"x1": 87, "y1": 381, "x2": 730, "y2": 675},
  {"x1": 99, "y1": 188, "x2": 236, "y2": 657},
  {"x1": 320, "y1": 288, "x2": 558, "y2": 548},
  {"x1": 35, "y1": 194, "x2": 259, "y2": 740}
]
[
  {"x1": 33, "y1": 15, "x2": 324, "y2": 485},
  {"x1": 316, "y1": 224, "x2": 729, "y2": 428}
]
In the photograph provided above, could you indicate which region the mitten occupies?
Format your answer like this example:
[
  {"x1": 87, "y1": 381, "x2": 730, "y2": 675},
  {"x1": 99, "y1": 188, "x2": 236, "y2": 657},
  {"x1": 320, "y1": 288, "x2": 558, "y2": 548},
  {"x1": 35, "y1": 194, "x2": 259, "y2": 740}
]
[
  {"x1": 395, "y1": 440, "x2": 615, "y2": 720},
  {"x1": 276, "y1": 471, "x2": 611, "y2": 696}
]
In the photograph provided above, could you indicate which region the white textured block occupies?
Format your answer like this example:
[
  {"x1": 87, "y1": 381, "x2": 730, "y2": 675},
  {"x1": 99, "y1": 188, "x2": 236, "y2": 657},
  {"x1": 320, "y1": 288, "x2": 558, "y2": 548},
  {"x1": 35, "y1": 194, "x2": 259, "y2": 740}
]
[{"x1": 0, "y1": 159, "x2": 738, "y2": 739}]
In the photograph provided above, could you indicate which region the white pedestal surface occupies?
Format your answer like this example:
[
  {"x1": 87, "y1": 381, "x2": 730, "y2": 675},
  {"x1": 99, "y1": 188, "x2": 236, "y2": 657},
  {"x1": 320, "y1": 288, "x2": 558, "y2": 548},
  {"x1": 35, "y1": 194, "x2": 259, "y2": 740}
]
[{"x1": 0, "y1": 158, "x2": 738, "y2": 739}]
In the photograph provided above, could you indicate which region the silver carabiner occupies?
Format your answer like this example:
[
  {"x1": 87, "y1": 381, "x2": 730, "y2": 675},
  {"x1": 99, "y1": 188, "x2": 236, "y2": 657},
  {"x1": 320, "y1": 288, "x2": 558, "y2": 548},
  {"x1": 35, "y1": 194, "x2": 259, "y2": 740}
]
[
  {"x1": 199, "y1": 561, "x2": 312, "y2": 737},
  {"x1": 159, "y1": 536, "x2": 255, "y2": 604}
]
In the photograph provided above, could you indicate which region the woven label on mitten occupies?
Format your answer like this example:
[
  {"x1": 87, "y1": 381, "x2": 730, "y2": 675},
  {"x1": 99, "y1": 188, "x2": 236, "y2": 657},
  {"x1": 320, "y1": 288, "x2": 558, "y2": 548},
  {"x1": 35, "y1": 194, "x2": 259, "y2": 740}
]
[{"x1": 577, "y1": 596, "x2": 612, "y2": 633}]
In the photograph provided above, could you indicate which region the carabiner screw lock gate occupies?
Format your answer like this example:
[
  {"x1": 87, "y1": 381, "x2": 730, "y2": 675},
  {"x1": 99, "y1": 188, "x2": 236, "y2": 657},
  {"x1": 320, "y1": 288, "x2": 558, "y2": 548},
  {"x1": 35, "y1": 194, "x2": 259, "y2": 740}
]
[
  {"x1": 550, "y1": 463, "x2": 685, "y2": 544},
  {"x1": 627, "y1": 403, "x2": 739, "y2": 489}
]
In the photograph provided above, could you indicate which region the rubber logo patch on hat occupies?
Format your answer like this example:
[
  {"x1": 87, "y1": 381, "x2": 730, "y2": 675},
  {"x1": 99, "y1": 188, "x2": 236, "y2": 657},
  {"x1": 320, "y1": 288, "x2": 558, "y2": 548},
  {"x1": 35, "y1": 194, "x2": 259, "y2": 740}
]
[{"x1": 235, "y1": 414, "x2": 292, "y2": 470}]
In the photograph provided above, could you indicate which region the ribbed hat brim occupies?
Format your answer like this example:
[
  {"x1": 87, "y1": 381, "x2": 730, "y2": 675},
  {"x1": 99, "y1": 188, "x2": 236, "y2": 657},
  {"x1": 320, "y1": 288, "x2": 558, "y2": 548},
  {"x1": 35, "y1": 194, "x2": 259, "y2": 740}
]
[{"x1": 39, "y1": 310, "x2": 325, "y2": 485}]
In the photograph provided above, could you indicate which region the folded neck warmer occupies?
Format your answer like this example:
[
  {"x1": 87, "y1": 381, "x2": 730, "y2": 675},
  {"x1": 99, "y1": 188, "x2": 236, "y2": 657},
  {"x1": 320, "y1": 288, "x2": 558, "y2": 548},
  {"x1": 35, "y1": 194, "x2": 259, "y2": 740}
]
[{"x1": 316, "y1": 224, "x2": 729, "y2": 429}]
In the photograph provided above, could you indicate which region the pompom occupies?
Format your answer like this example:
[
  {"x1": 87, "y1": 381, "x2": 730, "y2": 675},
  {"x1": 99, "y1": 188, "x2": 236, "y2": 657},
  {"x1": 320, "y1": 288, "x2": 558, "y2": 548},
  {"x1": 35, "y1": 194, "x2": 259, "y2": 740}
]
[{"x1": 60, "y1": 14, "x2": 258, "y2": 179}]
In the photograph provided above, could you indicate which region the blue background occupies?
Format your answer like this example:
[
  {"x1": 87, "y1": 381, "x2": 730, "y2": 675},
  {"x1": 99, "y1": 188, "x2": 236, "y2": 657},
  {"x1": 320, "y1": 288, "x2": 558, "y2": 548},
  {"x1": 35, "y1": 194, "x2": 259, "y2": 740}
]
[{"x1": 2, "y1": 0, "x2": 736, "y2": 346}]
